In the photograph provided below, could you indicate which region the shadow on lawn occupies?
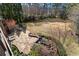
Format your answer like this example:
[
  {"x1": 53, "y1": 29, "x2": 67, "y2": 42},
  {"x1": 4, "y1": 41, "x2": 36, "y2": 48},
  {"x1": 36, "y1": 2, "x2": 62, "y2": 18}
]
[
  {"x1": 53, "y1": 38, "x2": 67, "y2": 56},
  {"x1": 37, "y1": 34, "x2": 67, "y2": 56}
]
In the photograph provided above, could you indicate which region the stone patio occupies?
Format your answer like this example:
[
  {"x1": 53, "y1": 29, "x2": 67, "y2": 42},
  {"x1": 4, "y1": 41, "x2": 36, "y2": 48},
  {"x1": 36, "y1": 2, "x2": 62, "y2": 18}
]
[{"x1": 12, "y1": 30, "x2": 38, "y2": 54}]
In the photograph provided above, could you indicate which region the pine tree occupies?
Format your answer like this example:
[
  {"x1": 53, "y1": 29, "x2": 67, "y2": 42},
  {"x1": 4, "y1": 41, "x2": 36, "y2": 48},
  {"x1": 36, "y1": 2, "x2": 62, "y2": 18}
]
[{"x1": 0, "y1": 3, "x2": 23, "y2": 24}]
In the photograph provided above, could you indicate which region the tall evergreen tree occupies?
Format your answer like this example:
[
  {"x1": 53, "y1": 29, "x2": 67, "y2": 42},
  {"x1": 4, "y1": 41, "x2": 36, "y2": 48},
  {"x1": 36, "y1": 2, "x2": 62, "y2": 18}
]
[{"x1": 0, "y1": 3, "x2": 23, "y2": 24}]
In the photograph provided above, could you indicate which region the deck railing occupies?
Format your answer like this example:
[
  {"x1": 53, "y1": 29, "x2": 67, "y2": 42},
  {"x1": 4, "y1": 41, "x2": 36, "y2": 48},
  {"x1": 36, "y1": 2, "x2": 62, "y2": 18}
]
[{"x1": 0, "y1": 27, "x2": 13, "y2": 56}]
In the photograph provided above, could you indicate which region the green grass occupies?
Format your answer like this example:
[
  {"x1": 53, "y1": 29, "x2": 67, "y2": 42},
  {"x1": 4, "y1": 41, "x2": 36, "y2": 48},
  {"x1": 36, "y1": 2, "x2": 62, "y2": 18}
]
[
  {"x1": 28, "y1": 44, "x2": 42, "y2": 56},
  {"x1": 28, "y1": 50, "x2": 40, "y2": 56}
]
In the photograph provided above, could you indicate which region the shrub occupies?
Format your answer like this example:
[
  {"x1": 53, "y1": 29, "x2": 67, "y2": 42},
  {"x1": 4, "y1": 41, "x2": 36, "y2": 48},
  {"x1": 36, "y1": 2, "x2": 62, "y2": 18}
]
[{"x1": 11, "y1": 45, "x2": 27, "y2": 56}]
